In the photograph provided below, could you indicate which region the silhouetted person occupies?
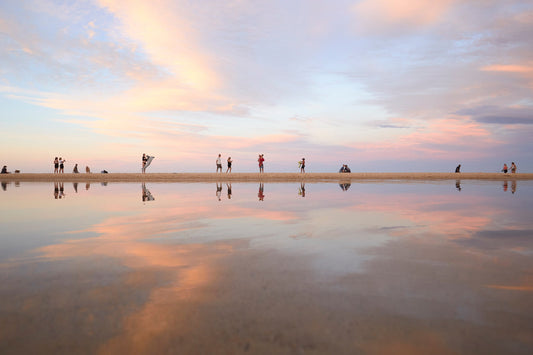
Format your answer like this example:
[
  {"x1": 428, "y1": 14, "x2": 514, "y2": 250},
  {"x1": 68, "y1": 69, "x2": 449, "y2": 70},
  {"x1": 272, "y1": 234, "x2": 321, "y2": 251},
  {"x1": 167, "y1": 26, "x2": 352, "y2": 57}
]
[
  {"x1": 1, "y1": 165, "x2": 7, "y2": 174},
  {"x1": 455, "y1": 164, "x2": 461, "y2": 173},
  {"x1": 73, "y1": 164, "x2": 79, "y2": 173}
]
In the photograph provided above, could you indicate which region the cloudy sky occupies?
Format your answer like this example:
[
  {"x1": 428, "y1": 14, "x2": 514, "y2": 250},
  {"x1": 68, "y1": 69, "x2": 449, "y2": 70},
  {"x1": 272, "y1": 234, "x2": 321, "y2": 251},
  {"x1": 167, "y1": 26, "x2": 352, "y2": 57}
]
[{"x1": 1, "y1": 0, "x2": 532, "y2": 173}]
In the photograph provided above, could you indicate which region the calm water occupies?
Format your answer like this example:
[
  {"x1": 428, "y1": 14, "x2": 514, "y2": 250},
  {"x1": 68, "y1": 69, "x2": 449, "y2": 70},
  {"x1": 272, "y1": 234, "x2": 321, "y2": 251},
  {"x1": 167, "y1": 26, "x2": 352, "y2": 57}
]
[{"x1": 1, "y1": 180, "x2": 532, "y2": 354}]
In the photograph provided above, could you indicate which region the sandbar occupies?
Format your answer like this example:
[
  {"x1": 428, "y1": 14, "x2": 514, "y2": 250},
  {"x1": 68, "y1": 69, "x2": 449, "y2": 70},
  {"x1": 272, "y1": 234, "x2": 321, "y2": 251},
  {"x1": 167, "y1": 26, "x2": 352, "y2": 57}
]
[{"x1": 1, "y1": 172, "x2": 531, "y2": 183}]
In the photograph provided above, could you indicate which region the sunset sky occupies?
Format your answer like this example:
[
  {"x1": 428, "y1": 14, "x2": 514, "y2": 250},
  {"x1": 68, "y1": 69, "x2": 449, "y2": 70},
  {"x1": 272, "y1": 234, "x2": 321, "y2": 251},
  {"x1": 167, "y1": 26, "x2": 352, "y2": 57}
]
[{"x1": 1, "y1": 0, "x2": 532, "y2": 173}]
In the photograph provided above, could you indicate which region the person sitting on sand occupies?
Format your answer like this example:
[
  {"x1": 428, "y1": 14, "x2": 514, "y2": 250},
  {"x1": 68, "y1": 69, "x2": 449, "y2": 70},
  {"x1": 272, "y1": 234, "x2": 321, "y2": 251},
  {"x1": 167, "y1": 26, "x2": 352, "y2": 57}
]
[
  {"x1": 73, "y1": 164, "x2": 79, "y2": 173},
  {"x1": 455, "y1": 164, "x2": 461, "y2": 173},
  {"x1": 511, "y1": 162, "x2": 517, "y2": 173},
  {"x1": 1, "y1": 165, "x2": 8, "y2": 174},
  {"x1": 502, "y1": 163, "x2": 508, "y2": 173},
  {"x1": 339, "y1": 164, "x2": 351, "y2": 173}
]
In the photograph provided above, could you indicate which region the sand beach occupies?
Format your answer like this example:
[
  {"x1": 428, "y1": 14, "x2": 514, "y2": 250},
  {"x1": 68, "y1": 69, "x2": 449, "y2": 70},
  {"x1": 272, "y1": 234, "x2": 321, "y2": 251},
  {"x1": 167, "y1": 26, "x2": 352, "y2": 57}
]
[{"x1": 1, "y1": 172, "x2": 532, "y2": 183}]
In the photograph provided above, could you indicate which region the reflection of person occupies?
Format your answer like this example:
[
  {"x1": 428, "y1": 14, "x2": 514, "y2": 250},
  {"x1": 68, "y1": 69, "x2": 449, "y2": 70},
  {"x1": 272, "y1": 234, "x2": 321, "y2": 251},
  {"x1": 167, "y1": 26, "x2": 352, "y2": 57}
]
[
  {"x1": 258, "y1": 182, "x2": 265, "y2": 201},
  {"x1": 73, "y1": 182, "x2": 78, "y2": 193},
  {"x1": 73, "y1": 164, "x2": 79, "y2": 173},
  {"x1": 226, "y1": 157, "x2": 232, "y2": 173},
  {"x1": 54, "y1": 182, "x2": 59, "y2": 199},
  {"x1": 258, "y1": 154, "x2": 265, "y2": 173},
  {"x1": 455, "y1": 164, "x2": 461, "y2": 173},
  {"x1": 1, "y1": 165, "x2": 8, "y2": 174},
  {"x1": 503, "y1": 180, "x2": 508, "y2": 192},
  {"x1": 54, "y1": 157, "x2": 59, "y2": 173},
  {"x1": 339, "y1": 183, "x2": 351, "y2": 191},
  {"x1": 511, "y1": 162, "x2": 517, "y2": 173},
  {"x1": 227, "y1": 183, "x2": 232, "y2": 199},
  {"x1": 142, "y1": 154, "x2": 147, "y2": 173},
  {"x1": 142, "y1": 183, "x2": 148, "y2": 201},
  {"x1": 216, "y1": 182, "x2": 222, "y2": 201},
  {"x1": 299, "y1": 182, "x2": 306, "y2": 197},
  {"x1": 1, "y1": 182, "x2": 7, "y2": 191},
  {"x1": 502, "y1": 163, "x2": 508, "y2": 173},
  {"x1": 511, "y1": 180, "x2": 516, "y2": 194},
  {"x1": 59, "y1": 182, "x2": 65, "y2": 198},
  {"x1": 455, "y1": 180, "x2": 461, "y2": 191},
  {"x1": 85, "y1": 183, "x2": 90, "y2": 190},
  {"x1": 299, "y1": 158, "x2": 305, "y2": 173},
  {"x1": 59, "y1": 158, "x2": 66, "y2": 173},
  {"x1": 216, "y1": 154, "x2": 223, "y2": 173}
]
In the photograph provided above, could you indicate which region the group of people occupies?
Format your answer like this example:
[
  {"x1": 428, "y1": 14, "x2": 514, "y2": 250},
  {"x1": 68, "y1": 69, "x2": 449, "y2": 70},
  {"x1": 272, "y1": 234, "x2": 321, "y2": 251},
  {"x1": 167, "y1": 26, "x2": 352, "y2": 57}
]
[
  {"x1": 502, "y1": 162, "x2": 518, "y2": 174},
  {"x1": 216, "y1": 154, "x2": 233, "y2": 173},
  {"x1": 339, "y1": 164, "x2": 351, "y2": 173},
  {"x1": 53, "y1": 157, "x2": 66, "y2": 173},
  {"x1": 455, "y1": 162, "x2": 518, "y2": 174},
  {"x1": 53, "y1": 157, "x2": 90, "y2": 173}
]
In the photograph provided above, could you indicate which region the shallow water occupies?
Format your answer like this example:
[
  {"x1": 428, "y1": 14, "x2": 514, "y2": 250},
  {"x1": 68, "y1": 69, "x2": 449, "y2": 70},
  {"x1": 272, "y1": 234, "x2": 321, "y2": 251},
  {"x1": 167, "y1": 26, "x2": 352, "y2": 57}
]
[{"x1": 1, "y1": 180, "x2": 532, "y2": 354}]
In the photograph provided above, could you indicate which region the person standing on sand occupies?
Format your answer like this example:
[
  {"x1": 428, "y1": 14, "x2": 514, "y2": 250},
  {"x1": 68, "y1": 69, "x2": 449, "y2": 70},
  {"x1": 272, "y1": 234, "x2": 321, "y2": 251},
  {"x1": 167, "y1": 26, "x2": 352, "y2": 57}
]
[
  {"x1": 142, "y1": 154, "x2": 147, "y2": 173},
  {"x1": 226, "y1": 157, "x2": 232, "y2": 173},
  {"x1": 299, "y1": 158, "x2": 306, "y2": 173},
  {"x1": 216, "y1": 154, "x2": 223, "y2": 173},
  {"x1": 59, "y1": 157, "x2": 65, "y2": 173},
  {"x1": 511, "y1": 162, "x2": 517, "y2": 173},
  {"x1": 258, "y1": 154, "x2": 265, "y2": 173},
  {"x1": 73, "y1": 164, "x2": 79, "y2": 173},
  {"x1": 54, "y1": 157, "x2": 59, "y2": 173},
  {"x1": 502, "y1": 163, "x2": 508, "y2": 173}
]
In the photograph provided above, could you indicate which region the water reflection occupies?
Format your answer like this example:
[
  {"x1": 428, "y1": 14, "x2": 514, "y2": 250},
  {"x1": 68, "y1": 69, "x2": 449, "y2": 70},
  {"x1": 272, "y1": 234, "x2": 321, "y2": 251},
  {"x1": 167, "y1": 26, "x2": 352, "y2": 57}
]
[
  {"x1": 142, "y1": 183, "x2": 155, "y2": 202},
  {"x1": 226, "y1": 183, "x2": 232, "y2": 199},
  {"x1": 1, "y1": 181, "x2": 533, "y2": 354},
  {"x1": 339, "y1": 182, "x2": 351, "y2": 191},
  {"x1": 258, "y1": 182, "x2": 265, "y2": 201},
  {"x1": 298, "y1": 182, "x2": 306, "y2": 197},
  {"x1": 456, "y1": 179, "x2": 461, "y2": 191}
]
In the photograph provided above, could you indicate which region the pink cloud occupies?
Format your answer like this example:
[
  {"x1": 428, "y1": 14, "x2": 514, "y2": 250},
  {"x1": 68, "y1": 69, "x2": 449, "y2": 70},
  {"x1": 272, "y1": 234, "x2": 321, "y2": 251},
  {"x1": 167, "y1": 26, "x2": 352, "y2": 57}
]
[{"x1": 352, "y1": 0, "x2": 456, "y2": 33}]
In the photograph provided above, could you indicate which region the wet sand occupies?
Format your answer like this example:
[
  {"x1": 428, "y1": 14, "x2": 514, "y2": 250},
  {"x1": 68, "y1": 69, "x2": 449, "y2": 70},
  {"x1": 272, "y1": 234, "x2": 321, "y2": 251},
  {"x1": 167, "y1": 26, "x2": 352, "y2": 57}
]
[{"x1": 1, "y1": 172, "x2": 532, "y2": 182}]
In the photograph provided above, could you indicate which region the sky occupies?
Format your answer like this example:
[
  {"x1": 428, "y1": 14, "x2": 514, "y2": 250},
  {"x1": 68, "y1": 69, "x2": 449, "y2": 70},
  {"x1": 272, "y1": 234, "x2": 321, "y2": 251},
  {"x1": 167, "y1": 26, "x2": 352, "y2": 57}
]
[{"x1": 1, "y1": 0, "x2": 532, "y2": 173}]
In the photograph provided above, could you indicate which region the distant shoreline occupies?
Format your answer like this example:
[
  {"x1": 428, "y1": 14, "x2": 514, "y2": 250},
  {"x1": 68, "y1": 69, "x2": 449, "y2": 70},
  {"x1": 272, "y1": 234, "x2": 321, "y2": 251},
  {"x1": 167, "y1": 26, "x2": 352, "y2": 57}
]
[{"x1": 1, "y1": 172, "x2": 532, "y2": 182}]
